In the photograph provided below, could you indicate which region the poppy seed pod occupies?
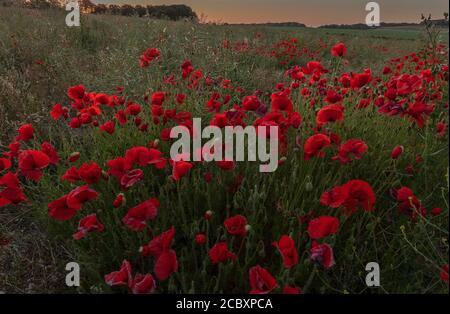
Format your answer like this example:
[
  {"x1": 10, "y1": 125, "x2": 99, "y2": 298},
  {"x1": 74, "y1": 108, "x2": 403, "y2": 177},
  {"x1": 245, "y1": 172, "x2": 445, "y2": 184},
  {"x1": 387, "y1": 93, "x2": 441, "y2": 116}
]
[
  {"x1": 204, "y1": 210, "x2": 213, "y2": 220},
  {"x1": 305, "y1": 180, "x2": 313, "y2": 192}
]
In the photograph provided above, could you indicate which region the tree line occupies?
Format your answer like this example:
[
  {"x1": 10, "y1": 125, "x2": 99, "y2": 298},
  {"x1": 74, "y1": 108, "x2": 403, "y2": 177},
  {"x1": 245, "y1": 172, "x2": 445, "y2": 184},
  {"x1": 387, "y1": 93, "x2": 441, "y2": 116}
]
[{"x1": 11, "y1": 0, "x2": 198, "y2": 21}]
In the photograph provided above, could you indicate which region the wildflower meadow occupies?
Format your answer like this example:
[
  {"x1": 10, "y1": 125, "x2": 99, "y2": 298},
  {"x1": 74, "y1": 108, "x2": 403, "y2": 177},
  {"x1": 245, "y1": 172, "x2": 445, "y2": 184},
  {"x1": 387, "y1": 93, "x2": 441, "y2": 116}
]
[{"x1": 0, "y1": 5, "x2": 448, "y2": 295}]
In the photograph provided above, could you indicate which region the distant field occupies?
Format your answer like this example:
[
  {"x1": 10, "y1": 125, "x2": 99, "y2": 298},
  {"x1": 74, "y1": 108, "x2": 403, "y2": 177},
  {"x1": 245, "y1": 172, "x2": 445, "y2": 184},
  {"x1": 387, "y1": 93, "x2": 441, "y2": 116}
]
[{"x1": 0, "y1": 7, "x2": 433, "y2": 137}]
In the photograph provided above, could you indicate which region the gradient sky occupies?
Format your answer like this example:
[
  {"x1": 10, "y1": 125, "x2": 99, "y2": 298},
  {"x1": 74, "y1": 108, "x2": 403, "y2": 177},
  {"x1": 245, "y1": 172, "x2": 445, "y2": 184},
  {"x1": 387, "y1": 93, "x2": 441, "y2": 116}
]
[{"x1": 93, "y1": 0, "x2": 449, "y2": 26}]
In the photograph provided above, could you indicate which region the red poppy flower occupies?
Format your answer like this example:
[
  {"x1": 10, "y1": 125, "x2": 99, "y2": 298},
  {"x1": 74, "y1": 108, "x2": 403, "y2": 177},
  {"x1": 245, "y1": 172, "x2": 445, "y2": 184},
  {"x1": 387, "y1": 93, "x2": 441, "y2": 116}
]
[
  {"x1": 332, "y1": 139, "x2": 368, "y2": 164},
  {"x1": 139, "y1": 48, "x2": 161, "y2": 68},
  {"x1": 107, "y1": 157, "x2": 132, "y2": 180},
  {"x1": 395, "y1": 187, "x2": 425, "y2": 218},
  {"x1": 18, "y1": 150, "x2": 50, "y2": 181},
  {"x1": 50, "y1": 103, "x2": 68, "y2": 120},
  {"x1": 224, "y1": 214, "x2": 248, "y2": 236},
  {"x1": 115, "y1": 110, "x2": 128, "y2": 125},
  {"x1": 272, "y1": 235, "x2": 298, "y2": 268},
  {"x1": 350, "y1": 71, "x2": 371, "y2": 89},
  {"x1": 66, "y1": 185, "x2": 99, "y2": 210},
  {"x1": 125, "y1": 147, "x2": 166, "y2": 169},
  {"x1": 208, "y1": 242, "x2": 236, "y2": 264},
  {"x1": 0, "y1": 158, "x2": 12, "y2": 172},
  {"x1": 176, "y1": 93, "x2": 186, "y2": 104},
  {"x1": 48, "y1": 195, "x2": 77, "y2": 221},
  {"x1": 120, "y1": 169, "x2": 143, "y2": 189},
  {"x1": 69, "y1": 117, "x2": 82, "y2": 129},
  {"x1": 310, "y1": 241, "x2": 335, "y2": 269},
  {"x1": 125, "y1": 103, "x2": 142, "y2": 116},
  {"x1": 151, "y1": 91, "x2": 166, "y2": 106},
  {"x1": 67, "y1": 85, "x2": 85, "y2": 100},
  {"x1": 271, "y1": 89, "x2": 293, "y2": 112},
  {"x1": 154, "y1": 250, "x2": 178, "y2": 281},
  {"x1": 405, "y1": 102, "x2": 434, "y2": 128},
  {"x1": 141, "y1": 226, "x2": 176, "y2": 258},
  {"x1": 324, "y1": 90, "x2": 343, "y2": 103},
  {"x1": 73, "y1": 214, "x2": 104, "y2": 240},
  {"x1": 304, "y1": 134, "x2": 331, "y2": 160},
  {"x1": 341, "y1": 179, "x2": 376, "y2": 214},
  {"x1": 130, "y1": 273, "x2": 156, "y2": 294},
  {"x1": 41, "y1": 142, "x2": 60, "y2": 165},
  {"x1": 16, "y1": 124, "x2": 34, "y2": 141},
  {"x1": 78, "y1": 161, "x2": 102, "y2": 184},
  {"x1": 171, "y1": 159, "x2": 193, "y2": 181},
  {"x1": 316, "y1": 104, "x2": 344, "y2": 127},
  {"x1": 321, "y1": 180, "x2": 376, "y2": 214},
  {"x1": 242, "y1": 95, "x2": 262, "y2": 111},
  {"x1": 105, "y1": 260, "x2": 132, "y2": 287},
  {"x1": 249, "y1": 265, "x2": 278, "y2": 294},
  {"x1": 331, "y1": 42, "x2": 346, "y2": 57},
  {"x1": 100, "y1": 120, "x2": 115, "y2": 134},
  {"x1": 307, "y1": 216, "x2": 340, "y2": 239},
  {"x1": 0, "y1": 172, "x2": 26, "y2": 207},
  {"x1": 122, "y1": 198, "x2": 160, "y2": 231},
  {"x1": 5, "y1": 141, "x2": 20, "y2": 159},
  {"x1": 61, "y1": 166, "x2": 81, "y2": 183},
  {"x1": 320, "y1": 184, "x2": 347, "y2": 208}
]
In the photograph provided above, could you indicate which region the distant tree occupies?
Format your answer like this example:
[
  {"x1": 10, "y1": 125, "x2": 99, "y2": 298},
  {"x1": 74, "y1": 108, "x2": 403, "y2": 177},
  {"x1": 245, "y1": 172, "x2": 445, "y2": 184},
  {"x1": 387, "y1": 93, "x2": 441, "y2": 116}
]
[
  {"x1": 1, "y1": 0, "x2": 14, "y2": 7},
  {"x1": 135, "y1": 5, "x2": 147, "y2": 17},
  {"x1": 93, "y1": 3, "x2": 107, "y2": 14},
  {"x1": 147, "y1": 4, "x2": 197, "y2": 21},
  {"x1": 108, "y1": 4, "x2": 121, "y2": 15},
  {"x1": 120, "y1": 4, "x2": 135, "y2": 16},
  {"x1": 78, "y1": 0, "x2": 95, "y2": 13}
]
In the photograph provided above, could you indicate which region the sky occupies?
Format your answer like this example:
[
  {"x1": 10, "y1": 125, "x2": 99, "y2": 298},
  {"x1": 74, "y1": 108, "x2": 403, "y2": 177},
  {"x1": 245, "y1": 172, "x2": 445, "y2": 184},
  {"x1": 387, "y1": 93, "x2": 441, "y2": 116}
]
[{"x1": 93, "y1": 0, "x2": 449, "y2": 27}]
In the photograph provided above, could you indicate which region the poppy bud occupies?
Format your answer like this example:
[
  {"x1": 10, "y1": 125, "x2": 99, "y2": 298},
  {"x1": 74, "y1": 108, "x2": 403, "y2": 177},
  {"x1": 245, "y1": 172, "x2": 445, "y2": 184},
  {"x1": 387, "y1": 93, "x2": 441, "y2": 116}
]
[
  {"x1": 134, "y1": 117, "x2": 142, "y2": 126},
  {"x1": 195, "y1": 233, "x2": 206, "y2": 245},
  {"x1": 431, "y1": 207, "x2": 442, "y2": 216},
  {"x1": 113, "y1": 193, "x2": 125, "y2": 208},
  {"x1": 69, "y1": 152, "x2": 81, "y2": 163},
  {"x1": 153, "y1": 139, "x2": 160, "y2": 148},
  {"x1": 244, "y1": 224, "x2": 251, "y2": 232},
  {"x1": 102, "y1": 170, "x2": 109, "y2": 181},
  {"x1": 416, "y1": 154, "x2": 423, "y2": 163},
  {"x1": 305, "y1": 178, "x2": 313, "y2": 191},
  {"x1": 258, "y1": 246, "x2": 266, "y2": 258},
  {"x1": 391, "y1": 145, "x2": 404, "y2": 159},
  {"x1": 204, "y1": 210, "x2": 213, "y2": 220}
]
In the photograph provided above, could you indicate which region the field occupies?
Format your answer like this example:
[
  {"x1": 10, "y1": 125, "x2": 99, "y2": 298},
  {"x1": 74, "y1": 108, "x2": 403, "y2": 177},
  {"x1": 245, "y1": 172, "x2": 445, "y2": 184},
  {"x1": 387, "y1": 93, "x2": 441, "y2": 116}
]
[{"x1": 0, "y1": 7, "x2": 448, "y2": 294}]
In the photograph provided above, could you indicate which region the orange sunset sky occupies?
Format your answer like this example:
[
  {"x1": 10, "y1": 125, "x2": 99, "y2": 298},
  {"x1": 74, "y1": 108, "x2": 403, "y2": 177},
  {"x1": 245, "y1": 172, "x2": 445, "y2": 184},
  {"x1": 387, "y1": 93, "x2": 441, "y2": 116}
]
[{"x1": 93, "y1": 0, "x2": 449, "y2": 26}]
